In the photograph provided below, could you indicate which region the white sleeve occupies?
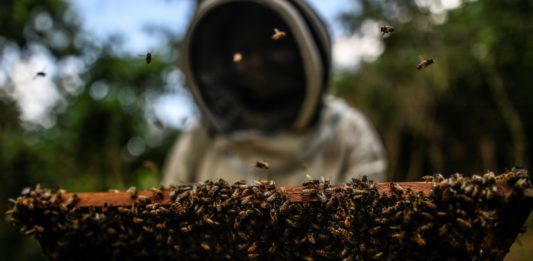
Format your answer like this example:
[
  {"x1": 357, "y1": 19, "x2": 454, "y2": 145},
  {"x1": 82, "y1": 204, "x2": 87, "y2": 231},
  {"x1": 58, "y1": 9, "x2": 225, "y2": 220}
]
[{"x1": 336, "y1": 104, "x2": 387, "y2": 183}]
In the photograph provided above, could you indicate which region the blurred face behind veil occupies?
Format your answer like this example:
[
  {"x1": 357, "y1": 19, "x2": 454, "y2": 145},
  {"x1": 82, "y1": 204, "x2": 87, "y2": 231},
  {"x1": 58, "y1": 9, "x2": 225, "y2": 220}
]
[{"x1": 188, "y1": 2, "x2": 308, "y2": 133}]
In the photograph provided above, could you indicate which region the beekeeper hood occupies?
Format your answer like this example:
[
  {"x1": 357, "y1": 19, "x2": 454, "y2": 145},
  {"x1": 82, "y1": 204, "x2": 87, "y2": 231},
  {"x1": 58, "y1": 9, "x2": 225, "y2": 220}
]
[{"x1": 182, "y1": 0, "x2": 331, "y2": 134}]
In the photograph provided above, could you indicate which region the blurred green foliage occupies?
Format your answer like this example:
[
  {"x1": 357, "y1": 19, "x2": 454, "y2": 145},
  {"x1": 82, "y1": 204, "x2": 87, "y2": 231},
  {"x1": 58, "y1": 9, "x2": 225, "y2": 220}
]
[
  {"x1": 1, "y1": 0, "x2": 532, "y2": 259},
  {"x1": 335, "y1": 0, "x2": 533, "y2": 258},
  {"x1": 337, "y1": 0, "x2": 532, "y2": 181},
  {"x1": 0, "y1": 0, "x2": 183, "y2": 259}
]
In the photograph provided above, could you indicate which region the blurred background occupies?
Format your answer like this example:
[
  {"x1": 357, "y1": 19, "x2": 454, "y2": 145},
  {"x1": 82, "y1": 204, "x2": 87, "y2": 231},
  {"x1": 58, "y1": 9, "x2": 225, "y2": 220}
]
[{"x1": 1, "y1": 0, "x2": 531, "y2": 259}]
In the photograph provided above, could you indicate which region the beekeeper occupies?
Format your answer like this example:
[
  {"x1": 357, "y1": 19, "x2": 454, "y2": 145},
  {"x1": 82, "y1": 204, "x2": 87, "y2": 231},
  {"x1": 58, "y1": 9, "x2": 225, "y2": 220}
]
[{"x1": 163, "y1": 0, "x2": 386, "y2": 186}]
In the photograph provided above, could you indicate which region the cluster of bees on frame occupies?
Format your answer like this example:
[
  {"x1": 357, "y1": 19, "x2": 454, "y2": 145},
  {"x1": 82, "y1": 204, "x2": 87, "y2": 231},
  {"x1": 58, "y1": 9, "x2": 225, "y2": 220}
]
[
  {"x1": 6, "y1": 169, "x2": 531, "y2": 260},
  {"x1": 380, "y1": 25, "x2": 434, "y2": 70}
]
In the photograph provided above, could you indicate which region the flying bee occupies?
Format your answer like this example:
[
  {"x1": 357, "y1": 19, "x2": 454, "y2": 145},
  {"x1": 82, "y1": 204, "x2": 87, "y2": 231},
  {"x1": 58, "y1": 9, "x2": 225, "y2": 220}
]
[
  {"x1": 417, "y1": 56, "x2": 434, "y2": 70},
  {"x1": 152, "y1": 117, "x2": 165, "y2": 130},
  {"x1": 233, "y1": 52, "x2": 243, "y2": 62},
  {"x1": 143, "y1": 160, "x2": 160, "y2": 174},
  {"x1": 32, "y1": 66, "x2": 47, "y2": 79},
  {"x1": 138, "y1": 52, "x2": 155, "y2": 64},
  {"x1": 255, "y1": 160, "x2": 269, "y2": 170},
  {"x1": 272, "y1": 28, "x2": 286, "y2": 40},
  {"x1": 380, "y1": 25, "x2": 395, "y2": 37}
]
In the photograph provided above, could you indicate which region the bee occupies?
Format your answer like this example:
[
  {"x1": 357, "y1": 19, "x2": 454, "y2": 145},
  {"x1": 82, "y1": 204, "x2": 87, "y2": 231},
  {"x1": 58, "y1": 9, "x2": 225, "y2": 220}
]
[
  {"x1": 403, "y1": 211, "x2": 412, "y2": 224},
  {"x1": 248, "y1": 253, "x2": 260, "y2": 259},
  {"x1": 143, "y1": 226, "x2": 154, "y2": 233},
  {"x1": 195, "y1": 205, "x2": 205, "y2": 216},
  {"x1": 315, "y1": 250, "x2": 328, "y2": 257},
  {"x1": 34, "y1": 71, "x2": 46, "y2": 79},
  {"x1": 139, "y1": 52, "x2": 154, "y2": 64},
  {"x1": 422, "y1": 175, "x2": 434, "y2": 183},
  {"x1": 208, "y1": 185, "x2": 220, "y2": 196},
  {"x1": 251, "y1": 186, "x2": 262, "y2": 196},
  {"x1": 106, "y1": 227, "x2": 117, "y2": 235},
  {"x1": 153, "y1": 117, "x2": 165, "y2": 130},
  {"x1": 236, "y1": 243, "x2": 249, "y2": 251},
  {"x1": 126, "y1": 186, "x2": 138, "y2": 199},
  {"x1": 265, "y1": 191, "x2": 278, "y2": 202},
  {"x1": 318, "y1": 191, "x2": 327, "y2": 203},
  {"x1": 422, "y1": 201, "x2": 437, "y2": 210},
  {"x1": 177, "y1": 190, "x2": 190, "y2": 201},
  {"x1": 117, "y1": 206, "x2": 130, "y2": 214},
  {"x1": 380, "y1": 25, "x2": 395, "y2": 37},
  {"x1": 307, "y1": 231, "x2": 316, "y2": 245},
  {"x1": 371, "y1": 252, "x2": 384, "y2": 260},
  {"x1": 369, "y1": 226, "x2": 382, "y2": 235},
  {"x1": 417, "y1": 56, "x2": 434, "y2": 70},
  {"x1": 456, "y1": 217, "x2": 472, "y2": 230},
  {"x1": 269, "y1": 209, "x2": 278, "y2": 225},
  {"x1": 65, "y1": 193, "x2": 79, "y2": 208},
  {"x1": 483, "y1": 172, "x2": 496, "y2": 185},
  {"x1": 390, "y1": 182, "x2": 405, "y2": 194},
  {"x1": 330, "y1": 226, "x2": 352, "y2": 239},
  {"x1": 240, "y1": 194, "x2": 254, "y2": 205},
  {"x1": 515, "y1": 178, "x2": 530, "y2": 189},
  {"x1": 438, "y1": 223, "x2": 449, "y2": 237},
  {"x1": 285, "y1": 218, "x2": 299, "y2": 228},
  {"x1": 272, "y1": 28, "x2": 286, "y2": 40},
  {"x1": 233, "y1": 52, "x2": 243, "y2": 62},
  {"x1": 412, "y1": 233, "x2": 426, "y2": 247},
  {"x1": 247, "y1": 242, "x2": 258, "y2": 254},
  {"x1": 374, "y1": 217, "x2": 388, "y2": 225},
  {"x1": 150, "y1": 186, "x2": 163, "y2": 200},
  {"x1": 420, "y1": 212, "x2": 434, "y2": 221},
  {"x1": 200, "y1": 242, "x2": 210, "y2": 251},
  {"x1": 255, "y1": 160, "x2": 269, "y2": 170},
  {"x1": 268, "y1": 242, "x2": 278, "y2": 254},
  {"x1": 34, "y1": 225, "x2": 45, "y2": 234},
  {"x1": 180, "y1": 225, "x2": 192, "y2": 233},
  {"x1": 259, "y1": 201, "x2": 270, "y2": 209},
  {"x1": 340, "y1": 248, "x2": 350, "y2": 257},
  {"x1": 143, "y1": 161, "x2": 160, "y2": 174},
  {"x1": 392, "y1": 231, "x2": 406, "y2": 240},
  {"x1": 420, "y1": 222, "x2": 434, "y2": 232},
  {"x1": 203, "y1": 215, "x2": 220, "y2": 226}
]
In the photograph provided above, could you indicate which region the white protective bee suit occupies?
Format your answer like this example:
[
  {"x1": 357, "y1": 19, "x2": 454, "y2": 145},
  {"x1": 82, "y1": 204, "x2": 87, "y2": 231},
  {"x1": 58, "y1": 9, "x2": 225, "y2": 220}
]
[{"x1": 163, "y1": 0, "x2": 386, "y2": 186}]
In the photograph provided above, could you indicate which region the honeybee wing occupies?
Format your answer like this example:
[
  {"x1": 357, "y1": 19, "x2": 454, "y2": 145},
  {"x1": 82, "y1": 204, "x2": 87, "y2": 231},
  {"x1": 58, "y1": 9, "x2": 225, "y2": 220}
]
[{"x1": 418, "y1": 55, "x2": 425, "y2": 61}]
